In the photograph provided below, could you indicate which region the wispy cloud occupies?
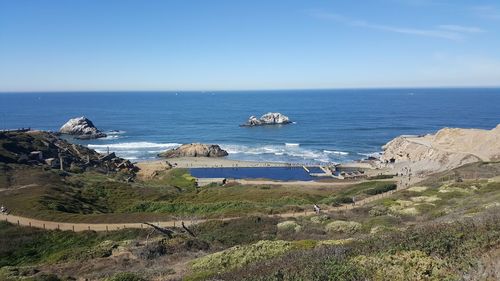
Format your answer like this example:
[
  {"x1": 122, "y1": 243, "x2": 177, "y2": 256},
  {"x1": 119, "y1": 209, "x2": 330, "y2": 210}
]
[
  {"x1": 311, "y1": 11, "x2": 485, "y2": 40},
  {"x1": 438, "y1": 25, "x2": 485, "y2": 33}
]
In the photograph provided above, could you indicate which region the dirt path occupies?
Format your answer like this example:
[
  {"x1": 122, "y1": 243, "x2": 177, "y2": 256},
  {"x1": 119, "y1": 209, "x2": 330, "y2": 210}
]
[
  {"x1": 0, "y1": 183, "x2": 39, "y2": 193},
  {"x1": 0, "y1": 178, "x2": 412, "y2": 232}
]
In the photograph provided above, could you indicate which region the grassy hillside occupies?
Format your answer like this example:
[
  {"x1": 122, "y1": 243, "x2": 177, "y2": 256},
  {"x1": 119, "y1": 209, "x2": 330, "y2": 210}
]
[
  {"x1": 1, "y1": 164, "x2": 390, "y2": 221},
  {"x1": 1, "y1": 160, "x2": 500, "y2": 280},
  {"x1": 182, "y1": 163, "x2": 500, "y2": 281}
]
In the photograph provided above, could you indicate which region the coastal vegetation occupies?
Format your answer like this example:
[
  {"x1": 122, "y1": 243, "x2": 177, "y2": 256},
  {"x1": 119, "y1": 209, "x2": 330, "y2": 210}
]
[
  {"x1": 2, "y1": 161, "x2": 500, "y2": 279},
  {"x1": 1, "y1": 131, "x2": 500, "y2": 280},
  {"x1": 1, "y1": 158, "x2": 390, "y2": 221}
]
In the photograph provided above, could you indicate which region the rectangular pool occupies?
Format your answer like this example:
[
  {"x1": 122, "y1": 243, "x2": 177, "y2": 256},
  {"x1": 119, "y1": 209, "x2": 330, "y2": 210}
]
[{"x1": 189, "y1": 167, "x2": 324, "y2": 181}]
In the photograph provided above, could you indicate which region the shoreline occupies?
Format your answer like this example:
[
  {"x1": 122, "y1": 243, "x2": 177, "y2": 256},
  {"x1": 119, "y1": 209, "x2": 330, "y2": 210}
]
[
  {"x1": 135, "y1": 156, "x2": 381, "y2": 180},
  {"x1": 136, "y1": 156, "x2": 378, "y2": 169},
  {"x1": 136, "y1": 157, "x2": 298, "y2": 169}
]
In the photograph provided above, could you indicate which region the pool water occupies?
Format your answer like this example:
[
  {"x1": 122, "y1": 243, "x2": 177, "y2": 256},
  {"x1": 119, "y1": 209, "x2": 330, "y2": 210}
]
[{"x1": 189, "y1": 167, "x2": 325, "y2": 181}]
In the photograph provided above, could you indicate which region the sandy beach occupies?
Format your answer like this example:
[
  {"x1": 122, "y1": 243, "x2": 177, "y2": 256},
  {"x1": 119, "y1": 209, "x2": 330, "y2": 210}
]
[{"x1": 137, "y1": 157, "x2": 292, "y2": 169}]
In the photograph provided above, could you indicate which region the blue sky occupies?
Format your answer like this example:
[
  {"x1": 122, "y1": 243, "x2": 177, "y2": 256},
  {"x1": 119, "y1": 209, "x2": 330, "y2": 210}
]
[{"x1": 1, "y1": 0, "x2": 500, "y2": 91}]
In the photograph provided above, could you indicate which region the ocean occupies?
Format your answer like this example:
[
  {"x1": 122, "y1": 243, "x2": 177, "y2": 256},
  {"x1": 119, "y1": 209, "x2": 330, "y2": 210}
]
[{"x1": 1, "y1": 88, "x2": 499, "y2": 164}]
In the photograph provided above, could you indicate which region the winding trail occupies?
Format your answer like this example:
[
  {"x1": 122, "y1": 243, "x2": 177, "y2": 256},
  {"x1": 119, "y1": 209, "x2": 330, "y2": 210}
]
[{"x1": 1, "y1": 181, "x2": 410, "y2": 232}]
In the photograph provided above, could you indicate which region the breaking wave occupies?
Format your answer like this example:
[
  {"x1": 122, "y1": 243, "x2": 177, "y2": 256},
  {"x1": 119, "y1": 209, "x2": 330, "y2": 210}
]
[
  {"x1": 220, "y1": 144, "x2": 350, "y2": 164},
  {"x1": 86, "y1": 141, "x2": 353, "y2": 164},
  {"x1": 323, "y1": 150, "x2": 349, "y2": 155},
  {"x1": 88, "y1": 142, "x2": 180, "y2": 160}
]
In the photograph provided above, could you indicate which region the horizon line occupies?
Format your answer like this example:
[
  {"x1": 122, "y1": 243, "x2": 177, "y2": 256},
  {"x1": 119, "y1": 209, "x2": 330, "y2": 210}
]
[{"x1": 1, "y1": 85, "x2": 500, "y2": 94}]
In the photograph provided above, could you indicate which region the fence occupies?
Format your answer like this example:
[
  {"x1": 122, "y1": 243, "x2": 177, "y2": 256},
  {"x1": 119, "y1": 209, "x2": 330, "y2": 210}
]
[{"x1": 1, "y1": 180, "x2": 408, "y2": 232}]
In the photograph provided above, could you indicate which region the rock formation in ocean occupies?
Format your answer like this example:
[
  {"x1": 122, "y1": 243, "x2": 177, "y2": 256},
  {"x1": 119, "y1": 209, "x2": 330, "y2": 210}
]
[
  {"x1": 158, "y1": 143, "x2": 228, "y2": 158},
  {"x1": 379, "y1": 124, "x2": 500, "y2": 174},
  {"x1": 241, "y1": 112, "x2": 292, "y2": 127},
  {"x1": 59, "y1": 116, "x2": 107, "y2": 139}
]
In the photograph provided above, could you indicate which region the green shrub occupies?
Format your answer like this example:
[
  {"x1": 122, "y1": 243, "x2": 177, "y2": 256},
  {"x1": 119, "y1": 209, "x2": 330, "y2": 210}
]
[
  {"x1": 326, "y1": 221, "x2": 362, "y2": 234},
  {"x1": 330, "y1": 196, "x2": 354, "y2": 206},
  {"x1": 368, "y1": 205, "x2": 389, "y2": 217},
  {"x1": 368, "y1": 174, "x2": 395, "y2": 180},
  {"x1": 277, "y1": 221, "x2": 302, "y2": 232},
  {"x1": 365, "y1": 183, "x2": 397, "y2": 195},
  {"x1": 190, "y1": 240, "x2": 296, "y2": 274},
  {"x1": 353, "y1": 250, "x2": 452, "y2": 281}
]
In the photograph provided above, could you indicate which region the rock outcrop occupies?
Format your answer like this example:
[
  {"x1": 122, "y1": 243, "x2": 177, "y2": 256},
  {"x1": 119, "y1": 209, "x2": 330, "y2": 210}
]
[
  {"x1": 0, "y1": 130, "x2": 137, "y2": 175},
  {"x1": 241, "y1": 112, "x2": 292, "y2": 127},
  {"x1": 59, "y1": 117, "x2": 107, "y2": 139},
  {"x1": 158, "y1": 143, "x2": 228, "y2": 158},
  {"x1": 380, "y1": 124, "x2": 500, "y2": 174}
]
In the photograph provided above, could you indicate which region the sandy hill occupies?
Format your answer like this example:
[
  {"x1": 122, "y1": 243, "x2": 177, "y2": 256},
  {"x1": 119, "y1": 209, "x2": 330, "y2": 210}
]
[{"x1": 380, "y1": 124, "x2": 500, "y2": 174}]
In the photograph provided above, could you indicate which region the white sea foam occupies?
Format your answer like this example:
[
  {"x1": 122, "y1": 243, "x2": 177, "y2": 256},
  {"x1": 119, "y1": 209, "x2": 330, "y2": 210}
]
[
  {"x1": 221, "y1": 144, "x2": 343, "y2": 163},
  {"x1": 88, "y1": 142, "x2": 181, "y2": 160},
  {"x1": 323, "y1": 150, "x2": 349, "y2": 156},
  {"x1": 88, "y1": 142, "x2": 180, "y2": 150},
  {"x1": 87, "y1": 141, "x2": 353, "y2": 164},
  {"x1": 106, "y1": 130, "x2": 126, "y2": 135},
  {"x1": 99, "y1": 135, "x2": 120, "y2": 140},
  {"x1": 358, "y1": 152, "x2": 382, "y2": 159}
]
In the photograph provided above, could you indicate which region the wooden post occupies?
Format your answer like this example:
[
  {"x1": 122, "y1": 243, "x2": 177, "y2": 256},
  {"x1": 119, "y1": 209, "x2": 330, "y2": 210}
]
[
  {"x1": 43, "y1": 224, "x2": 45, "y2": 229},
  {"x1": 59, "y1": 153, "x2": 64, "y2": 171},
  {"x1": 57, "y1": 224, "x2": 60, "y2": 230},
  {"x1": 29, "y1": 222, "x2": 31, "y2": 227},
  {"x1": 17, "y1": 220, "x2": 19, "y2": 226},
  {"x1": 106, "y1": 225, "x2": 108, "y2": 232},
  {"x1": 72, "y1": 225, "x2": 75, "y2": 232},
  {"x1": 88, "y1": 226, "x2": 90, "y2": 231}
]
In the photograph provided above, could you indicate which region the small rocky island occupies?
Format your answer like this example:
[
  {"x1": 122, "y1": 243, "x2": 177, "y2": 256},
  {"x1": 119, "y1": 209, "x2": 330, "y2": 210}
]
[
  {"x1": 59, "y1": 116, "x2": 107, "y2": 139},
  {"x1": 158, "y1": 143, "x2": 228, "y2": 158},
  {"x1": 241, "y1": 112, "x2": 292, "y2": 127}
]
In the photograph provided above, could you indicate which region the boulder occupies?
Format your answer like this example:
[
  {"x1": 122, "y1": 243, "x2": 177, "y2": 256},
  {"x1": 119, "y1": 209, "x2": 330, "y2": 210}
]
[
  {"x1": 158, "y1": 143, "x2": 228, "y2": 158},
  {"x1": 59, "y1": 117, "x2": 106, "y2": 139},
  {"x1": 241, "y1": 112, "x2": 292, "y2": 127}
]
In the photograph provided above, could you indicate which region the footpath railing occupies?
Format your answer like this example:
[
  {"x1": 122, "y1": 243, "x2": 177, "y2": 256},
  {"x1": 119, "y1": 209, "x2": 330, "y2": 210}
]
[
  {"x1": 0, "y1": 214, "x2": 212, "y2": 232},
  {"x1": 1, "y1": 179, "x2": 411, "y2": 232}
]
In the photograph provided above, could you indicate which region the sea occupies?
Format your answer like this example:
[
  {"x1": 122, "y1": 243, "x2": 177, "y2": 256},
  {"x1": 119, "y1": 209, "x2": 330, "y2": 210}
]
[{"x1": 1, "y1": 88, "x2": 499, "y2": 164}]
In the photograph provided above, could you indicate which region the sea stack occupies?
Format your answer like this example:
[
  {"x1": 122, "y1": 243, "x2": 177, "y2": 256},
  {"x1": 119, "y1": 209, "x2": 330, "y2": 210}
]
[
  {"x1": 241, "y1": 112, "x2": 292, "y2": 127},
  {"x1": 158, "y1": 143, "x2": 228, "y2": 158},
  {"x1": 59, "y1": 116, "x2": 107, "y2": 140}
]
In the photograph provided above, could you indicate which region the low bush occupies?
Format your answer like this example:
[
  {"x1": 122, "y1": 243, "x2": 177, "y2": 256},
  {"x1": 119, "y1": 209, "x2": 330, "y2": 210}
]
[
  {"x1": 325, "y1": 221, "x2": 362, "y2": 234},
  {"x1": 368, "y1": 174, "x2": 395, "y2": 180},
  {"x1": 277, "y1": 221, "x2": 302, "y2": 233},
  {"x1": 0, "y1": 221, "x2": 146, "y2": 267},
  {"x1": 190, "y1": 240, "x2": 296, "y2": 274},
  {"x1": 353, "y1": 250, "x2": 450, "y2": 281},
  {"x1": 364, "y1": 183, "x2": 397, "y2": 196}
]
